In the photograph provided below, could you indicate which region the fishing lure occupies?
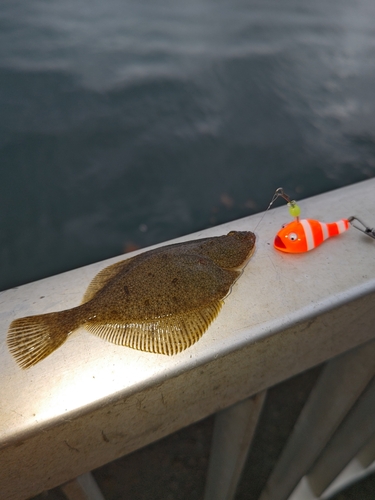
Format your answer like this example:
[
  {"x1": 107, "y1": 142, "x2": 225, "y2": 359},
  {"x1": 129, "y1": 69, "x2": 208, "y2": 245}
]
[
  {"x1": 274, "y1": 218, "x2": 350, "y2": 253},
  {"x1": 270, "y1": 188, "x2": 374, "y2": 254}
]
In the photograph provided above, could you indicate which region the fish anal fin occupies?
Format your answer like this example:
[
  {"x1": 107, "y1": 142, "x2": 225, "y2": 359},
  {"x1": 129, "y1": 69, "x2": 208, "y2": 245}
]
[
  {"x1": 85, "y1": 301, "x2": 223, "y2": 355},
  {"x1": 81, "y1": 258, "x2": 135, "y2": 304},
  {"x1": 7, "y1": 310, "x2": 80, "y2": 369}
]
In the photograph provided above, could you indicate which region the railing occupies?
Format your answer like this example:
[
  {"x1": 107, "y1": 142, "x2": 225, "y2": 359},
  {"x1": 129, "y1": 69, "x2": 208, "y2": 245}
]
[{"x1": 0, "y1": 179, "x2": 374, "y2": 500}]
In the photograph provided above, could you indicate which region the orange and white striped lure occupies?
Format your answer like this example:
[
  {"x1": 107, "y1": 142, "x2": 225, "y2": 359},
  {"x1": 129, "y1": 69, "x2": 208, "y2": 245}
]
[{"x1": 274, "y1": 218, "x2": 350, "y2": 253}]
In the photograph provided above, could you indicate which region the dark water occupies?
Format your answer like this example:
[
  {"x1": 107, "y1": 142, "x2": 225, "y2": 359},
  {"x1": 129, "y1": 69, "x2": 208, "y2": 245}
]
[{"x1": 1, "y1": 0, "x2": 375, "y2": 291}]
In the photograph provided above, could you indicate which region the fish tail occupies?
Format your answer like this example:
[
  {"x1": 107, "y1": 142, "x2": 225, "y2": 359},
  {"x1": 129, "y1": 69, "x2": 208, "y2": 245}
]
[
  {"x1": 327, "y1": 219, "x2": 350, "y2": 237},
  {"x1": 7, "y1": 309, "x2": 81, "y2": 369}
]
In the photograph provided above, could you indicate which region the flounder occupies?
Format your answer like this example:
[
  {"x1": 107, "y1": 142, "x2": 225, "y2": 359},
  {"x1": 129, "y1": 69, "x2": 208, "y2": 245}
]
[{"x1": 8, "y1": 230, "x2": 256, "y2": 369}]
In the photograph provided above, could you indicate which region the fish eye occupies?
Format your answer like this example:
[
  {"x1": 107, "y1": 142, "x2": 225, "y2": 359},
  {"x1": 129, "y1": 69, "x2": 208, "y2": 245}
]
[
  {"x1": 288, "y1": 232, "x2": 298, "y2": 241},
  {"x1": 281, "y1": 224, "x2": 287, "y2": 228}
]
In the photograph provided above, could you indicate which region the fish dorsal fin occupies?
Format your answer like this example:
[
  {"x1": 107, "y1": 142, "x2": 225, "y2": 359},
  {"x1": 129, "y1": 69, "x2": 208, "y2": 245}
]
[
  {"x1": 84, "y1": 301, "x2": 223, "y2": 355},
  {"x1": 81, "y1": 258, "x2": 136, "y2": 304}
]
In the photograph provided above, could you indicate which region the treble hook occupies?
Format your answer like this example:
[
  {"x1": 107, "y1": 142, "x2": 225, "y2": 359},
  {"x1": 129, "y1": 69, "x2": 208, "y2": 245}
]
[{"x1": 348, "y1": 216, "x2": 375, "y2": 240}]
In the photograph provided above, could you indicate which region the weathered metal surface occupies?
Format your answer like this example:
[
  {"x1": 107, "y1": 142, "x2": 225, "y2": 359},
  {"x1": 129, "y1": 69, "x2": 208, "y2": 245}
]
[{"x1": 1, "y1": 179, "x2": 375, "y2": 500}]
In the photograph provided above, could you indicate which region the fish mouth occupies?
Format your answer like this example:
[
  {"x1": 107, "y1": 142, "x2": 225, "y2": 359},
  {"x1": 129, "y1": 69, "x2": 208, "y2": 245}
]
[{"x1": 274, "y1": 235, "x2": 286, "y2": 249}]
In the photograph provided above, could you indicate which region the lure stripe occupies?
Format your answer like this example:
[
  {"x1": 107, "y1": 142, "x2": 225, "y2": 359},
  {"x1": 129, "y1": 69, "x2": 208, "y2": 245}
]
[
  {"x1": 301, "y1": 219, "x2": 315, "y2": 251},
  {"x1": 311, "y1": 220, "x2": 323, "y2": 247},
  {"x1": 327, "y1": 222, "x2": 339, "y2": 237},
  {"x1": 320, "y1": 222, "x2": 329, "y2": 241},
  {"x1": 337, "y1": 219, "x2": 348, "y2": 233}
]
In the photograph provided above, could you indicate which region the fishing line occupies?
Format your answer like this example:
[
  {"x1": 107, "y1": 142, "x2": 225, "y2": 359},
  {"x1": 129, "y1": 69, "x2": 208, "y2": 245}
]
[{"x1": 253, "y1": 187, "x2": 300, "y2": 232}]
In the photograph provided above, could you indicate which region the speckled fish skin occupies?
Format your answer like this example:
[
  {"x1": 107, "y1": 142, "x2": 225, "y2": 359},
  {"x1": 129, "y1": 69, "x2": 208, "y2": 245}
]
[{"x1": 7, "y1": 231, "x2": 256, "y2": 369}]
